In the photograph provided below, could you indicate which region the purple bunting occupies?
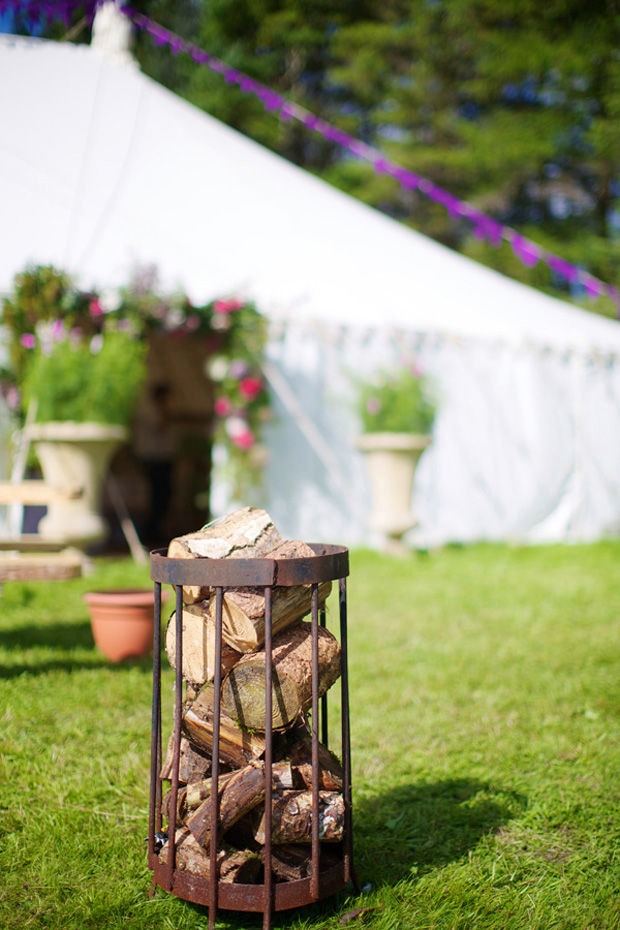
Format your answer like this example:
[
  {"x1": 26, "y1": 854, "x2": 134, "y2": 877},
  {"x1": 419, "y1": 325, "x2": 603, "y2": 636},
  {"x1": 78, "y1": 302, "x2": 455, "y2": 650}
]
[
  {"x1": 170, "y1": 36, "x2": 186, "y2": 55},
  {"x1": 548, "y1": 255, "x2": 579, "y2": 284},
  {"x1": 13, "y1": 0, "x2": 608, "y2": 311},
  {"x1": 582, "y1": 276, "x2": 603, "y2": 299},
  {"x1": 511, "y1": 234, "x2": 540, "y2": 269}
]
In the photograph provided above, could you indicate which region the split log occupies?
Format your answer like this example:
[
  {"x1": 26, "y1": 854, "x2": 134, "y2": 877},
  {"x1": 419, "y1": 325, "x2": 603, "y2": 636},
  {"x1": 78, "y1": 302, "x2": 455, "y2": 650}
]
[
  {"x1": 158, "y1": 828, "x2": 260, "y2": 883},
  {"x1": 167, "y1": 507, "x2": 283, "y2": 604},
  {"x1": 286, "y1": 735, "x2": 343, "y2": 792},
  {"x1": 187, "y1": 761, "x2": 268, "y2": 850},
  {"x1": 221, "y1": 620, "x2": 341, "y2": 732},
  {"x1": 264, "y1": 844, "x2": 342, "y2": 882},
  {"x1": 182, "y1": 684, "x2": 266, "y2": 767},
  {"x1": 208, "y1": 539, "x2": 332, "y2": 653},
  {"x1": 165, "y1": 603, "x2": 242, "y2": 685},
  {"x1": 160, "y1": 734, "x2": 211, "y2": 784},
  {"x1": 253, "y1": 791, "x2": 344, "y2": 845},
  {"x1": 184, "y1": 762, "x2": 294, "y2": 815}
]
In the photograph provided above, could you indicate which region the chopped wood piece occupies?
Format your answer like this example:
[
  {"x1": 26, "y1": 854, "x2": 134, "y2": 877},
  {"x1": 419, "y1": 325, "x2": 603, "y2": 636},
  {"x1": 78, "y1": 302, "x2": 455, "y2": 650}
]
[
  {"x1": 161, "y1": 785, "x2": 188, "y2": 825},
  {"x1": 253, "y1": 791, "x2": 345, "y2": 844},
  {"x1": 184, "y1": 762, "x2": 293, "y2": 814},
  {"x1": 210, "y1": 575, "x2": 333, "y2": 653},
  {"x1": 185, "y1": 771, "x2": 236, "y2": 812},
  {"x1": 286, "y1": 735, "x2": 343, "y2": 791},
  {"x1": 167, "y1": 507, "x2": 283, "y2": 604},
  {"x1": 263, "y1": 844, "x2": 343, "y2": 882},
  {"x1": 221, "y1": 621, "x2": 341, "y2": 732},
  {"x1": 160, "y1": 734, "x2": 212, "y2": 784},
  {"x1": 158, "y1": 828, "x2": 260, "y2": 883},
  {"x1": 187, "y1": 762, "x2": 267, "y2": 850},
  {"x1": 182, "y1": 684, "x2": 266, "y2": 767},
  {"x1": 165, "y1": 603, "x2": 242, "y2": 685}
]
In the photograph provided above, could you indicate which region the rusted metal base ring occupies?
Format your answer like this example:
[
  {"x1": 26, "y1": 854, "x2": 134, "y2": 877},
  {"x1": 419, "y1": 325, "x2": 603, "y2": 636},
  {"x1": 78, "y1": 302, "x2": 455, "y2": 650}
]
[{"x1": 150, "y1": 858, "x2": 346, "y2": 912}]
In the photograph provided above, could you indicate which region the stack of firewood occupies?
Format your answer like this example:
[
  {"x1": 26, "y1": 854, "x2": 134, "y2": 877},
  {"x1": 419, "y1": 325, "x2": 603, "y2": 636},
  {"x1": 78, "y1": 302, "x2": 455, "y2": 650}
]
[{"x1": 158, "y1": 507, "x2": 345, "y2": 884}]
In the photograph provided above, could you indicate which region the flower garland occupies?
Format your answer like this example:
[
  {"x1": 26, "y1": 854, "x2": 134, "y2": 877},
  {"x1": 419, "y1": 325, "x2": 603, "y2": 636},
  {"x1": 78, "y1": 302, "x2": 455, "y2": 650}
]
[{"x1": 0, "y1": 264, "x2": 271, "y2": 496}]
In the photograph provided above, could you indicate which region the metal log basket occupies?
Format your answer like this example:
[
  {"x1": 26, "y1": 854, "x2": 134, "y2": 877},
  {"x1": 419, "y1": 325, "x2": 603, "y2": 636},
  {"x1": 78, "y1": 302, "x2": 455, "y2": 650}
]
[{"x1": 148, "y1": 543, "x2": 357, "y2": 930}]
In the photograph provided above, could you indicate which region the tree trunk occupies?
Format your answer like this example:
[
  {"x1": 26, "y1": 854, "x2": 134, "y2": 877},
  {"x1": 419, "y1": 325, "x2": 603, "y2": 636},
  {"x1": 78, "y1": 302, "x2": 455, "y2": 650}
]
[
  {"x1": 165, "y1": 602, "x2": 242, "y2": 685},
  {"x1": 167, "y1": 507, "x2": 283, "y2": 604},
  {"x1": 182, "y1": 684, "x2": 266, "y2": 767},
  {"x1": 221, "y1": 620, "x2": 341, "y2": 732},
  {"x1": 253, "y1": 791, "x2": 344, "y2": 844}
]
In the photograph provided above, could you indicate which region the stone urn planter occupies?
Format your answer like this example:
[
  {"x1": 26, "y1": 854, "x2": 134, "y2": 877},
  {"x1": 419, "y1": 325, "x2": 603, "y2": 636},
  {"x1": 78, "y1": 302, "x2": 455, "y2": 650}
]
[
  {"x1": 26, "y1": 421, "x2": 127, "y2": 547},
  {"x1": 84, "y1": 588, "x2": 165, "y2": 662},
  {"x1": 355, "y1": 432, "x2": 431, "y2": 554}
]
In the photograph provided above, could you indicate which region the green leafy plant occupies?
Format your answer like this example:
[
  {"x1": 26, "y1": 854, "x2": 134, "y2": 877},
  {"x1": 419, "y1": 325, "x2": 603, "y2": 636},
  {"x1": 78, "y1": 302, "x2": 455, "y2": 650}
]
[
  {"x1": 1, "y1": 264, "x2": 272, "y2": 498},
  {"x1": 22, "y1": 327, "x2": 147, "y2": 427},
  {"x1": 357, "y1": 364, "x2": 437, "y2": 435}
]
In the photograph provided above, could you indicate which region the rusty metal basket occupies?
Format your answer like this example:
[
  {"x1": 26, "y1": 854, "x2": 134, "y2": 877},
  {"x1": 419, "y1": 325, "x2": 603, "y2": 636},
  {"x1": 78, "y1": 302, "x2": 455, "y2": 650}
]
[{"x1": 148, "y1": 543, "x2": 356, "y2": 930}]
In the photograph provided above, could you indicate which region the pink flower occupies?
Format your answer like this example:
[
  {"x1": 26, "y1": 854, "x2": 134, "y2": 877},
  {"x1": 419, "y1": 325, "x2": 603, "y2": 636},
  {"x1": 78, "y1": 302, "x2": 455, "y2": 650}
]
[
  {"x1": 20, "y1": 334, "x2": 36, "y2": 349},
  {"x1": 366, "y1": 397, "x2": 381, "y2": 415},
  {"x1": 89, "y1": 297, "x2": 103, "y2": 318},
  {"x1": 213, "y1": 298, "x2": 243, "y2": 314},
  {"x1": 214, "y1": 396, "x2": 232, "y2": 416},
  {"x1": 52, "y1": 319, "x2": 64, "y2": 339},
  {"x1": 239, "y1": 376, "x2": 263, "y2": 400},
  {"x1": 232, "y1": 429, "x2": 255, "y2": 450}
]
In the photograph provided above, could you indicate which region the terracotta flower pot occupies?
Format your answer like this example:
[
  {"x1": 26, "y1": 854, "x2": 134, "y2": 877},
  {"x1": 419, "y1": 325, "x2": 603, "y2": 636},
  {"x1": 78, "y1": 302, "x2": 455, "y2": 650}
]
[{"x1": 84, "y1": 588, "x2": 164, "y2": 662}]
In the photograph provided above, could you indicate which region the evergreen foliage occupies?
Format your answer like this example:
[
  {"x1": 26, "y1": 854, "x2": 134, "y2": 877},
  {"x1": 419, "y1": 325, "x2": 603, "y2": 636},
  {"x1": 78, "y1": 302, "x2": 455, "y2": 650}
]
[{"x1": 23, "y1": 1, "x2": 620, "y2": 314}]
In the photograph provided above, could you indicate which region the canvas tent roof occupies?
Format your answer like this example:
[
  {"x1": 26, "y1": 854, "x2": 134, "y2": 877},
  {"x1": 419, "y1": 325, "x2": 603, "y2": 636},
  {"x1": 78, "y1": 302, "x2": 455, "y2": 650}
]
[
  {"x1": 1, "y1": 27, "x2": 620, "y2": 549},
  {"x1": 1, "y1": 32, "x2": 620, "y2": 356}
]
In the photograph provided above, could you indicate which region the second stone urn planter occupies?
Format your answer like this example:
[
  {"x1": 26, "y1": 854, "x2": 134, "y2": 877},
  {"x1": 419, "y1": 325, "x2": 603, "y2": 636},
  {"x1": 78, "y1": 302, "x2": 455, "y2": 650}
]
[
  {"x1": 26, "y1": 421, "x2": 127, "y2": 547},
  {"x1": 355, "y1": 431, "x2": 431, "y2": 554}
]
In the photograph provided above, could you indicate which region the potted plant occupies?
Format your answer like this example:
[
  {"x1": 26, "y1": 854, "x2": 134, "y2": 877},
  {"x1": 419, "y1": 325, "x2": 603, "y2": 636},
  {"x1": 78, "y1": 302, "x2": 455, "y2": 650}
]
[
  {"x1": 354, "y1": 363, "x2": 437, "y2": 553},
  {"x1": 2, "y1": 266, "x2": 147, "y2": 545}
]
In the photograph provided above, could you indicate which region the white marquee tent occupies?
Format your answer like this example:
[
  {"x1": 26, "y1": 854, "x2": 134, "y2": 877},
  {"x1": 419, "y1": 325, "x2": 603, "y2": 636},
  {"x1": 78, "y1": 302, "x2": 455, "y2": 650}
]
[{"x1": 1, "y1": 22, "x2": 620, "y2": 547}]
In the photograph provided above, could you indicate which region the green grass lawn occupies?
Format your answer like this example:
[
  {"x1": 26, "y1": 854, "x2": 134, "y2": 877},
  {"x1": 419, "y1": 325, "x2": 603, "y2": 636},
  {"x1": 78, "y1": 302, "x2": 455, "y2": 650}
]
[{"x1": 1, "y1": 542, "x2": 619, "y2": 929}]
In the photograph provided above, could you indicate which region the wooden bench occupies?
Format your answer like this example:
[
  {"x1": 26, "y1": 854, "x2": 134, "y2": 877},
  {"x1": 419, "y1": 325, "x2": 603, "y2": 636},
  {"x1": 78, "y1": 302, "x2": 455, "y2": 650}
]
[{"x1": 0, "y1": 481, "x2": 85, "y2": 581}]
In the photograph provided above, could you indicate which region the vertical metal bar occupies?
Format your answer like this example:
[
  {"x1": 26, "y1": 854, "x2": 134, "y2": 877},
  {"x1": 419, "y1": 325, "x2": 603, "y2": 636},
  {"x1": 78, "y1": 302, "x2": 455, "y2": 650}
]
[
  {"x1": 339, "y1": 576, "x2": 357, "y2": 890},
  {"x1": 166, "y1": 583, "x2": 184, "y2": 891},
  {"x1": 310, "y1": 582, "x2": 320, "y2": 900},
  {"x1": 319, "y1": 603, "x2": 328, "y2": 748},
  {"x1": 262, "y1": 586, "x2": 273, "y2": 930},
  {"x1": 209, "y1": 586, "x2": 224, "y2": 930},
  {"x1": 148, "y1": 580, "x2": 162, "y2": 860}
]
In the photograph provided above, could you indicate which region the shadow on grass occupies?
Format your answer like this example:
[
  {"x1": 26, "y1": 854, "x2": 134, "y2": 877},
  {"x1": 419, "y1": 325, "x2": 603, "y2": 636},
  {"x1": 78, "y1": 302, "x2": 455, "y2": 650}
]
[
  {"x1": 148, "y1": 778, "x2": 524, "y2": 930},
  {"x1": 0, "y1": 620, "x2": 156, "y2": 678},
  {"x1": 354, "y1": 777, "x2": 525, "y2": 886}
]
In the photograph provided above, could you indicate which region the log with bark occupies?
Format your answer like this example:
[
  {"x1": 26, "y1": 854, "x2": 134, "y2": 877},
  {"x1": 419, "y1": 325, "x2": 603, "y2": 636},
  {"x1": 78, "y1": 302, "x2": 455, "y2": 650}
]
[
  {"x1": 221, "y1": 620, "x2": 341, "y2": 732},
  {"x1": 158, "y1": 828, "x2": 260, "y2": 883},
  {"x1": 187, "y1": 761, "x2": 268, "y2": 850},
  {"x1": 207, "y1": 539, "x2": 332, "y2": 653},
  {"x1": 285, "y1": 734, "x2": 343, "y2": 792},
  {"x1": 167, "y1": 507, "x2": 283, "y2": 604},
  {"x1": 263, "y1": 844, "x2": 343, "y2": 882},
  {"x1": 182, "y1": 684, "x2": 266, "y2": 768},
  {"x1": 165, "y1": 602, "x2": 242, "y2": 685},
  {"x1": 252, "y1": 791, "x2": 344, "y2": 845},
  {"x1": 160, "y1": 734, "x2": 212, "y2": 784}
]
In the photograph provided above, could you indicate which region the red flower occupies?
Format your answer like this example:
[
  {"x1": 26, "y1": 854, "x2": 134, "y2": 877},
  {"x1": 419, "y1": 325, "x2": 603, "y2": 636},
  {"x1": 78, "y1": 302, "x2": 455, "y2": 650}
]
[{"x1": 239, "y1": 376, "x2": 263, "y2": 400}]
